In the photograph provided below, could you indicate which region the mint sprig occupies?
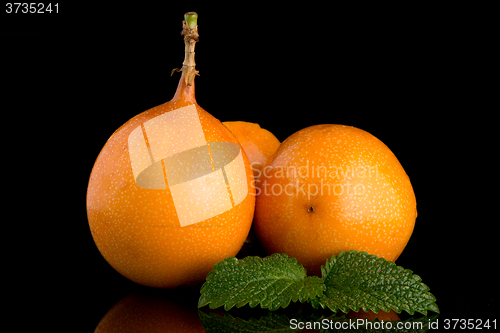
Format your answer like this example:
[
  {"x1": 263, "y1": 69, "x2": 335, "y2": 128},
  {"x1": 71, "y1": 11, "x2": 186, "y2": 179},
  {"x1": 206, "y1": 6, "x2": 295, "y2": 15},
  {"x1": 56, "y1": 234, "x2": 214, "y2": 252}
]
[
  {"x1": 198, "y1": 254, "x2": 325, "y2": 311},
  {"x1": 198, "y1": 251, "x2": 439, "y2": 316}
]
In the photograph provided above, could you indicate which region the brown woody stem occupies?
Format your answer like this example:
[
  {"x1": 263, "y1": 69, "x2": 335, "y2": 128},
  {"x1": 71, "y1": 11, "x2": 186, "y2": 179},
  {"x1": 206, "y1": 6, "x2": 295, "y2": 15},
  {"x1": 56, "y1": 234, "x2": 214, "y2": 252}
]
[{"x1": 180, "y1": 12, "x2": 199, "y2": 86}]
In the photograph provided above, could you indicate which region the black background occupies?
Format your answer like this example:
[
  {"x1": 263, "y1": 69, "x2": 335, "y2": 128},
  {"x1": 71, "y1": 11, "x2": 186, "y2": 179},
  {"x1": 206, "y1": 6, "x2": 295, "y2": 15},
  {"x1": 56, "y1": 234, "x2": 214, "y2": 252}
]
[{"x1": 2, "y1": 3, "x2": 496, "y2": 331}]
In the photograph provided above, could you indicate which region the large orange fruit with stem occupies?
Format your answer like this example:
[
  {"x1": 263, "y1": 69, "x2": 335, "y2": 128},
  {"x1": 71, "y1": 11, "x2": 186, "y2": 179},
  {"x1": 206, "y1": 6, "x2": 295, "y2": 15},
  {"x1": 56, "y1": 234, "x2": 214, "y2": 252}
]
[
  {"x1": 86, "y1": 13, "x2": 255, "y2": 288},
  {"x1": 254, "y1": 124, "x2": 416, "y2": 276}
]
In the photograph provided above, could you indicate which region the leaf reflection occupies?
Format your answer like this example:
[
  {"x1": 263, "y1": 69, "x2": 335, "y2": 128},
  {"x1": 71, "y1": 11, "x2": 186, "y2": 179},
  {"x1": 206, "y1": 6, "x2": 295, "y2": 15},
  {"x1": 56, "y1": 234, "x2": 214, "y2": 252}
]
[{"x1": 199, "y1": 306, "x2": 439, "y2": 333}]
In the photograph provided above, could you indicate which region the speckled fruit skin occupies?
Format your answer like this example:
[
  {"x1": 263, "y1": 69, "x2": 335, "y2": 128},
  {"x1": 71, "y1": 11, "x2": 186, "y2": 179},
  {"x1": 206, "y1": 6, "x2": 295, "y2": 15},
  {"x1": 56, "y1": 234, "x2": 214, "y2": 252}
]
[
  {"x1": 87, "y1": 75, "x2": 255, "y2": 288},
  {"x1": 254, "y1": 125, "x2": 416, "y2": 276}
]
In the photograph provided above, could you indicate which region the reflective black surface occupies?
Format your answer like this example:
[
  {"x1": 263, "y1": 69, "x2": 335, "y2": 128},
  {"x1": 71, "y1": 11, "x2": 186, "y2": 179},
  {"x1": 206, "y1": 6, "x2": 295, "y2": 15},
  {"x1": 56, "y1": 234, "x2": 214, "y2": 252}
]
[
  {"x1": 78, "y1": 237, "x2": 494, "y2": 332},
  {"x1": 4, "y1": 4, "x2": 495, "y2": 332}
]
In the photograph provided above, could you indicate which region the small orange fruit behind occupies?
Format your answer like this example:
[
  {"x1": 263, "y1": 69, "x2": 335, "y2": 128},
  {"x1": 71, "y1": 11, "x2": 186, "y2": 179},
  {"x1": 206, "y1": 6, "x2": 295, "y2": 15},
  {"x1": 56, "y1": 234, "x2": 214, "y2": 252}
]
[
  {"x1": 254, "y1": 125, "x2": 416, "y2": 276},
  {"x1": 222, "y1": 121, "x2": 280, "y2": 256},
  {"x1": 223, "y1": 121, "x2": 280, "y2": 177}
]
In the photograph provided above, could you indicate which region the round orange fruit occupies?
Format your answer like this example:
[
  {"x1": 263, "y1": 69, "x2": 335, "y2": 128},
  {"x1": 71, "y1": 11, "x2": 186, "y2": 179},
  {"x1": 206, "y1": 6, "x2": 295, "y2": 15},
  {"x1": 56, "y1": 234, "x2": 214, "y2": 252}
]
[
  {"x1": 86, "y1": 73, "x2": 255, "y2": 288},
  {"x1": 222, "y1": 121, "x2": 280, "y2": 177},
  {"x1": 253, "y1": 124, "x2": 416, "y2": 276}
]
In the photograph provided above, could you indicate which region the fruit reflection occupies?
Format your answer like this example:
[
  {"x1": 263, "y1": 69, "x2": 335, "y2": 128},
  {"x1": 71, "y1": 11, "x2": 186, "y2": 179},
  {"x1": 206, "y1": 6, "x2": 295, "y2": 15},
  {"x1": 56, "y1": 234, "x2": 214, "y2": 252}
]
[{"x1": 94, "y1": 289, "x2": 204, "y2": 332}]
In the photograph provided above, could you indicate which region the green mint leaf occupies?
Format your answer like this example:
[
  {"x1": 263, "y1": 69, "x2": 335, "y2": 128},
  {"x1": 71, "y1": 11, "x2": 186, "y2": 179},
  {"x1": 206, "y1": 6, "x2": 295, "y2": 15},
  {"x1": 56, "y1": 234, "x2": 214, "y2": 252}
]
[
  {"x1": 198, "y1": 254, "x2": 325, "y2": 311},
  {"x1": 311, "y1": 250, "x2": 439, "y2": 316}
]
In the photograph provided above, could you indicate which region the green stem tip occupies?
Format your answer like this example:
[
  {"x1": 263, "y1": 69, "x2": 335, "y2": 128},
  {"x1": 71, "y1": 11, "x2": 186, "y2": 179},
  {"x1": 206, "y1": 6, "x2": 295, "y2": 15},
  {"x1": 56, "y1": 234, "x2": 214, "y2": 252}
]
[{"x1": 184, "y1": 12, "x2": 198, "y2": 30}]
